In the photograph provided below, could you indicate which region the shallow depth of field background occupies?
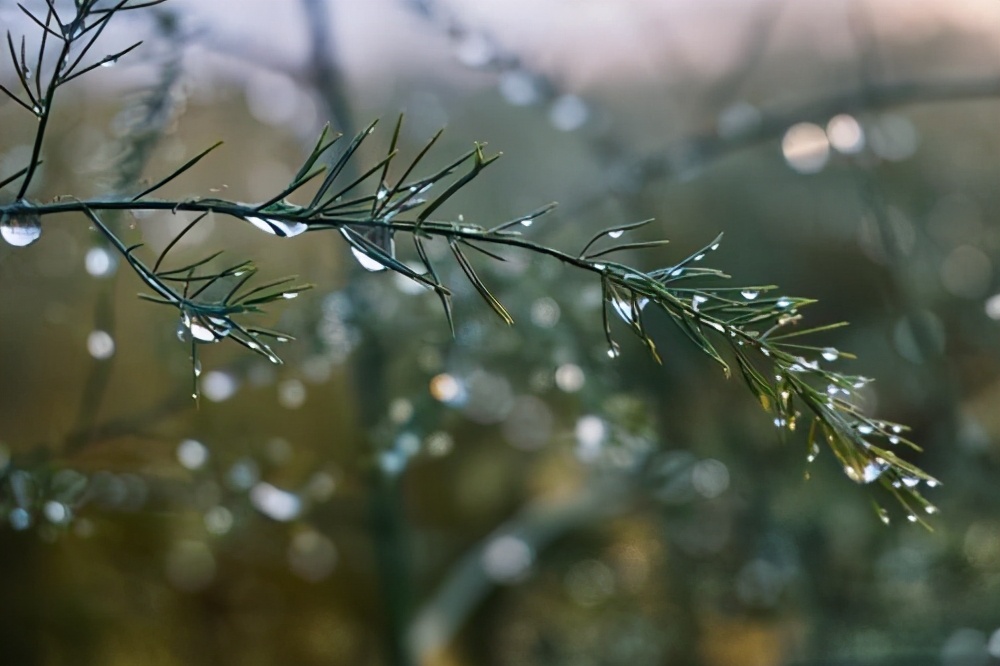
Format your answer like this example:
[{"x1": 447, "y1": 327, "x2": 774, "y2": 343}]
[{"x1": 2, "y1": 1, "x2": 1000, "y2": 664}]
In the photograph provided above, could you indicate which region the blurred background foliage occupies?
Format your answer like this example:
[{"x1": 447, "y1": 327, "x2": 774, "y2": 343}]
[{"x1": 2, "y1": 0, "x2": 1000, "y2": 664}]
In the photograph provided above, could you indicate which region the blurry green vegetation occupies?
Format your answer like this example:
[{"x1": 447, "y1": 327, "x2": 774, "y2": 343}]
[{"x1": 1, "y1": 1, "x2": 1000, "y2": 665}]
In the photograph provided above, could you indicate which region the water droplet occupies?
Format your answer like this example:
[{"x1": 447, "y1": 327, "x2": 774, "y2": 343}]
[
  {"x1": 821, "y1": 347, "x2": 840, "y2": 362},
  {"x1": 454, "y1": 32, "x2": 495, "y2": 68},
  {"x1": 204, "y1": 506, "x2": 234, "y2": 535},
  {"x1": 826, "y1": 384, "x2": 839, "y2": 396},
  {"x1": 281, "y1": 292, "x2": 298, "y2": 300},
  {"x1": 9, "y1": 507, "x2": 31, "y2": 530},
  {"x1": 901, "y1": 476, "x2": 920, "y2": 488},
  {"x1": 776, "y1": 298, "x2": 793, "y2": 309},
  {"x1": 499, "y1": 70, "x2": 540, "y2": 106},
  {"x1": 245, "y1": 216, "x2": 308, "y2": 238},
  {"x1": 429, "y1": 373, "x2": 465, "y2": 404},
  {"x1": 807, "y1": 442, "x2": 820, "y2": 462},
  {"x1": 608, "y1": 230, "x2": 624, "y2": 239},
  {"x1": 877, "y1": 506, "x2": 890, "y2": 525},
  {"x1": 180, "y1": 311, "x2": 231, "y2": 343},
  {"x1": 671, "y1": 268, "x2": 684, "y2": 277},
  {"x1": 44, "y1": 501, "x2": 69, "y2": 524},
  {"x1": 857, "y1": 424, "x2": 874, "y2": 435},
  {"x1": 521, "y1": 219, "x2": 533, "y2": 227},
  {"x1": 278, "y1": 378, "x2": 307, "y2": 409},
  {"x1": 710, "y1": 243, "x2": 720, "y2": 251},
  {"x1": 100, "y1": 58, "x2": 117, "y2": 68},
  {"x1": 693, "y1": 253, "x2": 705, "y2": 262},
  {"x1": 481, "y1": 534, "x2": 534, "y2": 583},
  {"x1": 202, "y1": 370, "x2": 239, "y2": 402},
  {"x1": 85, "y1": 246, "x2": 116, "y2": 277},
  {"x1": 692, "y1": 294, "x2": 708, "y2": 312},
  {"x1": 351, "y1": 247, "x2": 388, "y2": 272},
  {"x1": 706, "y1": 321, "x2": 725, "y2": 333},
  {"x1": 926, "y1": 479, "x2": 940, "y2": 488},
  {"x1": 741, "y1": 290, "x2": 760, "y2": 300},
  {"x1": 827, "y1": 114, "x2": 865, "y2": 154},
  {"x1": 862, "y1": 458, "x2": 888, "y2": 483},
  {"x1": 607, "y1": 343, "x2": 621, "y2": 359},
  {"x1": 774, "y1": 417, "x2": 787, "y2": 428},
  {"x1": 906, "y1": 514, "x2": 918, "y2": 523},
  {"x1": 177, "y1": 439, "x2": 209, "y2": 470},
  {"x1": 549, "y1": 94, "x2": 589, "y2": 132},
  {"x1": 611, "y1": 297, "x2": 648, "y2": 325},
  {"x1": 555, "y1": 363, "x2": 585, "y2": 392},
  {"x1": 379, "y1": 449, "x2": 407, "y2": 476},
  {"x1": 782, "y1": 122, "x2": 830, "y2": 174},
  {"x1": 86, "y1": 330, "x2": 115, "y2": 360},
  {"x1": 1, "y1": 211, "x2": 42, "y2": 247},
  {"x1": 925, "y1": 505, "x2": 938, "y2": 515},
  {"x1": 891, "y1": 424, "x2": 903, "y2": 434},
  {"x1": 249, "y1": 482, "x2": 301, "y2": 521},
  {"x1": 376, "y1": 187, "x2": 388, "y2": 201},
  {"x1": 889, "y1": 436, "x2": 900, "y2": 445}
]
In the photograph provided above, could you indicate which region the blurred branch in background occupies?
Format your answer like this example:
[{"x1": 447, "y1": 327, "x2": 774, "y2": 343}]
[{"x1": 409, "y1": 470, "x2": 640, "y2": 661}]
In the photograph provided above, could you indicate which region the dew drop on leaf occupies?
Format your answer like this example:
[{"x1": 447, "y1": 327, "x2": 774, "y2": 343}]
[
  {"x1": 245, "y1": 216, "x2": 308, "y2": 238},
  {"x1": 0, "y1": 212, "x2": 42, "y2": 247},
  {"x1": 806, "y1": 442, "x2": 820, "y2": 462},
  {"x1": 741, "y1": 290, "x2": 760, "y2": 300},
  {"x1": 862, "y1": 458, "x2": 888, "y2": 483},
  {"x1": 351, "y1": 247, "x2": 388, "y2": 272},
  {"x1": 180, "y1": 312, "x2": 231, "y2": 343},
  {"x1": 821, "y1": 347, "x2": 840, "y2": 362},
  {"x1": 608, "y1": 230, "x2": 624, "y2": 239}
]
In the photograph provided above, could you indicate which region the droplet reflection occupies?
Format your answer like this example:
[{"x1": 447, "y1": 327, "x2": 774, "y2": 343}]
[
  {"x1": 0, "y1": 211, "x2": 42, "y2": 247},
  {"x1": 782, "y1": 122, "x2": 830, "y2": 174}
]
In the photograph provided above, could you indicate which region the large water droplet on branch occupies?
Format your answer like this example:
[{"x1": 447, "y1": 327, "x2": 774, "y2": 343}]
[
  {"x1": 245, "y1": 216, "x2": 308, "y2": 238},
  {"x1": 861, "y1": 458, "x2": 888, "y2": 483},
  {"x1": 351, "y1": 247, "x2": 389, "y2": 272},
  {"x1": 178, "y1": 311, "x2": 231, "y2": 343},
  {"x1": 611, "y1": 297, "x2": 649, "y2": 325},
  {"x1": 1, "y1": 212, "x2": 42, "y2": 247}
]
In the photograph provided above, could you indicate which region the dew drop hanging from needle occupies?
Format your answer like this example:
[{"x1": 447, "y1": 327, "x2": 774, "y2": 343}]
[{"x1": 0, "y1": 212, "x2": 42, "y2": 247}]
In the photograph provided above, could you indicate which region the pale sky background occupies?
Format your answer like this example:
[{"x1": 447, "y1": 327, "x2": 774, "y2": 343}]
[
  {"x1": 3, "y1": 0, "x2": 1000, "y2": 104},
  {"x1": 163, "y1": 0, "x2": 1000, "y2": 85}
]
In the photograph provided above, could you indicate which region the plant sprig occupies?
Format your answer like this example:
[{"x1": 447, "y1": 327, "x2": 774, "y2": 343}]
[{"x1": 0, "y1": 0, "x2": 937, "y2": 521}]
